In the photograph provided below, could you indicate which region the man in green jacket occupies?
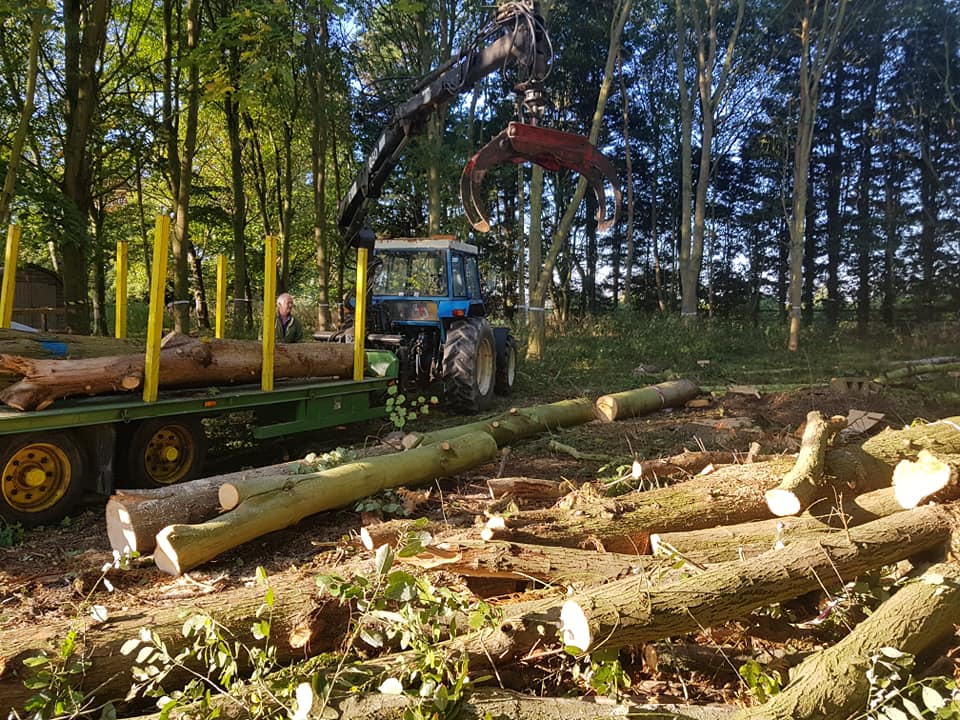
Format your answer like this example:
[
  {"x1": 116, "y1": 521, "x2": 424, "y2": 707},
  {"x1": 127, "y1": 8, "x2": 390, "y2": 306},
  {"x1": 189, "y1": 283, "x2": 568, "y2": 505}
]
[{"x1": 275, "y1": 292, "x2": 303, "y2": 343}]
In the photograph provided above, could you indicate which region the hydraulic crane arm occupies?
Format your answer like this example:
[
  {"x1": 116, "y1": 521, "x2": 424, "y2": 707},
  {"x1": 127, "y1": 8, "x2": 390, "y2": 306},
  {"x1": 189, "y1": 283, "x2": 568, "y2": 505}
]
[{"x1": 337, "y1": 1, "x2": 620, "y2": 246}]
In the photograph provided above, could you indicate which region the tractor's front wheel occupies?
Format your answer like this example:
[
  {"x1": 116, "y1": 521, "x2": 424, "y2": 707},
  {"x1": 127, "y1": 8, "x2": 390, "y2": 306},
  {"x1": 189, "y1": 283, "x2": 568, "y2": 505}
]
[
  {"x1": 0, "y1": 431, "x2": 87, "y2": 527},
  {"x1": 126, "y1": 418, "x2": 207, "y2": 488},
  {"x1": 442, "y1": 318, "x2": 496, "y2": 413}
]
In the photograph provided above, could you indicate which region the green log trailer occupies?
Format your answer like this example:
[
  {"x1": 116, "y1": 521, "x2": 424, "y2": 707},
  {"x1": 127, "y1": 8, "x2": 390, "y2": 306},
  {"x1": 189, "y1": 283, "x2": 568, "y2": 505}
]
[{"x1": 0, "y1": 351, "x2": 398, "y2": 527}]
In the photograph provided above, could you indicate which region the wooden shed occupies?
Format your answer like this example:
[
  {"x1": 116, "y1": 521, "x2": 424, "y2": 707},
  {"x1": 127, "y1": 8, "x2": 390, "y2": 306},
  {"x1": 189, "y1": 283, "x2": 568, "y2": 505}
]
[{"x1": 0, "y1": 263, "x2": 66, "y2": 331}]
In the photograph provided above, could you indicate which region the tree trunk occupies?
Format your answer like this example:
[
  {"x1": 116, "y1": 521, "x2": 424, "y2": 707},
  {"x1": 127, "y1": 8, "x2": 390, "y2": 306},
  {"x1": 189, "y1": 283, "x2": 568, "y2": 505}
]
[
  {"x1": 765, "y1": 410, "x2": 847, "y2": 515},
  {"x1": 595, "y1": 380, "x2": 700, "y2": 422},
  {"x1": 443, "y1": 505, "x2": 958, "y2": 674},
  {"x1": 731, "y1": 562, "x2": 960, "y2": 720},
  {"x1": 651, "y1": 484, "x2": 960, "y2": 564},
  {"x1": 0, "y1": 328, "x2": 144, "y2": 360},
  {"x1": 0, "y1": 335, "x2": 356, "y2": 410},
  {"x1": 155, "y1": 432, "x2": 500, "y2": 575}
]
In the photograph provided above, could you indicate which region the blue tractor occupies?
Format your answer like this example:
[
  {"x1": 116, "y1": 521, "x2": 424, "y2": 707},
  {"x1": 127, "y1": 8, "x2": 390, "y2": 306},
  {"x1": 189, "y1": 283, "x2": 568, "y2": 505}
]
[{"x1": 357, "y1": 237, "x2": 517, "y2": 413}]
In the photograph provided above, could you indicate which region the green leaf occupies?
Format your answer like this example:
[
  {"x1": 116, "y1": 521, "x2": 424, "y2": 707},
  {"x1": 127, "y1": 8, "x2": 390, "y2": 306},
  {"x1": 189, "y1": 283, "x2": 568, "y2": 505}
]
[{"x1": 921, "y1": 685, "x2": 946, "y2": 712}]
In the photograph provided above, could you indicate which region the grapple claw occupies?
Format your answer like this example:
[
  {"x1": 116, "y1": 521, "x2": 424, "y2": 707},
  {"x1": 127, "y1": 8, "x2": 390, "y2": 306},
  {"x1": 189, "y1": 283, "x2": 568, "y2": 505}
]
[{"x1": 461, "y1": 121, "x2": 621, "y2": 234}]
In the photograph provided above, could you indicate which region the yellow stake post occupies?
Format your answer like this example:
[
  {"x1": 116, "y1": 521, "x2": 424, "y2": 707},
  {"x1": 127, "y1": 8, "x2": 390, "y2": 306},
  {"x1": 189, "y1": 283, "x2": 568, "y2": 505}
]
[
  {"x1": 261, "y1": 236, "x2": 277, "y2": 392},
  {"x1": 143, "y1": 213, "x2": 170, "y2": 403},
  {"x1": 1, "y1": 224, "x2": 21, "y2": 328},
  {"x1": 115, "y1": 240, "x2": 128, "y2": 338},
  {"x1": 353, "y1": 246, "x2": 369, "y2": 381},
  {"x1": 215, "y1": 254, "x2": 227, "y2": 339}
]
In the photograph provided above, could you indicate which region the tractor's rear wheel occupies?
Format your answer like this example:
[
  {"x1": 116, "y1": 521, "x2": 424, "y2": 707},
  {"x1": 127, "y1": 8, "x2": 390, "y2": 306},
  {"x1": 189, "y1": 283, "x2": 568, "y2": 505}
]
[
  {"x1": 495, "y1": 334, "x2": 518, "y2": 395},
  {"x1": 443, "y1": 318, "x2": 496, "y2": 413},
  {"x1": 126, "y1": 418, "x2": 207, "y2": 488},
  {"x1": 0, "y1": 431, "x2": 86, "y2": 527}
]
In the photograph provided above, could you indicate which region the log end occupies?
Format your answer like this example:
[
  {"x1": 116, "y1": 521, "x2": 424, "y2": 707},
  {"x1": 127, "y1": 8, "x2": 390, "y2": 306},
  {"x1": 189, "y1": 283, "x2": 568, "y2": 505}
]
[
  {"x1": 765, "y1": 488, "x2": 801, "y2": 517},
  {"x1": 595, "y1": 396, "x2": 617, "y2": 423},
  {"x1": 560, "y1": 600, "x2": 592, "y2": 652},
  {"x1": 154, "y1": 526, "x2": 184, "y2": 577},
  {"x1": 218, "y1": 484, "x2": 241, "y2": 511},
  {"x1": 105, "y1": 498, "x2": 148, "y2": 554},
  {"x1": 893, "y1": 450, "x2": 953, "y2": 509}
]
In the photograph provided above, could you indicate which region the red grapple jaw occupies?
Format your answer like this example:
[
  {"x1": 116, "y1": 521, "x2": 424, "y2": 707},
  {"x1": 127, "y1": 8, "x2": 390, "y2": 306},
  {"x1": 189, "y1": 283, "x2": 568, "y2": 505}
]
[{"x1": 461, "y1": 122, "x2": 621, "y2": 233}]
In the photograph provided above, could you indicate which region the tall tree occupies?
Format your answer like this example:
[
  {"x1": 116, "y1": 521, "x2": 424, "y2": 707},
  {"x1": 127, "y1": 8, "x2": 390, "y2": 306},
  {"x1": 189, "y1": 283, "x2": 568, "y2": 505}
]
[
  {"x1": 61, "y1": 0, "x2": 110, "y2": 334},
  {"x1": 675, "y1": 0, "x2": 745, "y2": 320},
  {"x1": 785, "y1": 0, "x2": 847, "y2": 351}
]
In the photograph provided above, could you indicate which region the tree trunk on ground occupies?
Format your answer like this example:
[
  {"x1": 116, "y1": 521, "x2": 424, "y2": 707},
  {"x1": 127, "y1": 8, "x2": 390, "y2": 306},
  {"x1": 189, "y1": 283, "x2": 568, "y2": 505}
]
[
  {"x1": 730, "y1": 561, "x2": 960, "y2": 720},
  {"x1": 651, "y1": 484, "x2": 960, "y2": 564},
  {"x1": 402, "y1": 398, "x2": 597, "y2": 449},
  {"x1": 0, "y1": 335, "x2": 356, "y2": 410},
  {"x1": 765, "y1": 410, "x2": 847, "y2": 515},
  {"x1": 396, "y1": 538, "x2": 672, "y2": 584},
  {"x1": 428, "y1": 505, "x2": 958, "y2": 675},
  {"x1": 156, "y1": 432, "x2": 500, "y2": 575},
  {"x1": 0, "y1": 565, "x2": 345, "y2": 716},
  {"x1": 595, "y1": 380, "x2": 700, "y2": 422},
  {"x1": 105, "y1": 458, "x2": 323, "y2": 554}
]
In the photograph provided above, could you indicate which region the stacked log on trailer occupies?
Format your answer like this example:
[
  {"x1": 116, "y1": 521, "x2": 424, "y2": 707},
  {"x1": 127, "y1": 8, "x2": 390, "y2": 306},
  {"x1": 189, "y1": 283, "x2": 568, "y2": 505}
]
[{"x1": 2, "y1": 384, "x2": 959, "y2": 719}]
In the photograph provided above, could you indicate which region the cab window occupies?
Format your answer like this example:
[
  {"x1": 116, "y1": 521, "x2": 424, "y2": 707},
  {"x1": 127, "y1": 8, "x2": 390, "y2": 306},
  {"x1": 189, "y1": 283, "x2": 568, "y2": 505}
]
[
  {"x1": 464, "y1": 256, "x2": 482, "y2": 298},
  {"x1": 450, "y1": 254, "x2": 468, "y2": 297}
]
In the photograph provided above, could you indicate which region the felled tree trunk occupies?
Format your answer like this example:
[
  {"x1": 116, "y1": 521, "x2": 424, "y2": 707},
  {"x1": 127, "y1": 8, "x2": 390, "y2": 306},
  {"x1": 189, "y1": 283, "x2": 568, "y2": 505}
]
[
  {"x1": 0, "y1": 328, "x2": 145, "y2": 360},
  {"x1": 105, "y1": 458, "x2": 321, "y2": 554},
  {"x1": 155, "y1": 432, "x2": 500, "y2": 576},
  {"x1": 431, "y1": 505, "x2": 958, "y2": 675},
  {"x1": 0, "y1": 335, "x2": 356, "y2": 410},
  {"x1": 731, "y1": 562, "x2": 960, "y2": 720},
  {"x1": 401, "y1": 398, "x2": 598, "y2": 449},
  {"x1": 651, "y1": 484, "x2": 960, "y2": 564},
  {"x1": 595, "y1": 379, "x2": 700, "y2": 422},
  {"x1": 765, "y1": 411, "x2": 848, "y2": 515},
  {"x1": 0, "y1": 566, "x2": 346, "y2": 716}
]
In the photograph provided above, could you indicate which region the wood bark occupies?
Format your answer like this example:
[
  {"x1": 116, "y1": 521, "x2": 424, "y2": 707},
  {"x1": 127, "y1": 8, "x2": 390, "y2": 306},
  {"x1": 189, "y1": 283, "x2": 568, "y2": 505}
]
[
  {"x1": 730, "y1": 562, "x2": 960, "y2": 720},
  {"x1": 396, "y1": 538, "x2": 674, "y2": 584},
  {"x1": 429, "y1": 505, "x2": 959, "y2": 675},
  {"x1": 105, "y1": 458, "x2": 321, "y2": 554},
  {"x1": 595, "y1": 379, "x2": 700, "y2": 422},
  {"x1": 402, "y1": 397, "x2": 598, "y2": 449},
  {"x1": 156, "y1": 432, "x2": 500, "y2": 575},
  {"x1": 765, "y1": 410, "x2": 849, "y2": 515},
  {"x1": 651, "y1": 484, "x2": 960, "y2": 564},
  {"x1": 0, "y1": 328, "x2": 145, "y2": 361},
  {"x1": 0, "y1": 335, "x2": 356, "y2": 410},
  {"x1": 0, "y1": 566, "x2": 345, "y2": 716}
]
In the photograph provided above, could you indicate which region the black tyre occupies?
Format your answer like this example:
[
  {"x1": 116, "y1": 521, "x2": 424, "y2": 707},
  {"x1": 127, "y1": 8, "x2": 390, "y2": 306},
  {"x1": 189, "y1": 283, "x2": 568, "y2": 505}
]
[
  {"x1": 126, "y1": 418, "x2": 207, "y2": 488},
  {"x1": 0, "y1": 431, "x2": 87, "y2": 527},
  {"x1": 442, "y1": 318, "x2": 496, "y2": 412},
  {"x1": 495, "y1": 333, "x2": 518, "y2": 396}
]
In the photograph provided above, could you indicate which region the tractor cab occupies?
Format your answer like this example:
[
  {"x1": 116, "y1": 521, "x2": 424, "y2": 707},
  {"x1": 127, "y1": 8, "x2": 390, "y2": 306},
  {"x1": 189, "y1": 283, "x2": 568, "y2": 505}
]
[{"x1": 367, "y1": 237, "x2": 487, "y2": 335}]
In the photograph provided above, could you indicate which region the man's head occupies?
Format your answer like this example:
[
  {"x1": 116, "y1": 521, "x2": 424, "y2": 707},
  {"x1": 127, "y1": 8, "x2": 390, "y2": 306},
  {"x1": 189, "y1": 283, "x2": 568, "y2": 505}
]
[{"x1": 277, "y1": 292, "x2": 294, "y2": 319}]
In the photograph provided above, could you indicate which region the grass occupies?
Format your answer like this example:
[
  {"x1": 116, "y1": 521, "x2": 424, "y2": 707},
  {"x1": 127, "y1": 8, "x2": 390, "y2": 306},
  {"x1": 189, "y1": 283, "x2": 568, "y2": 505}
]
[{"x1": 518, "y1": 311, "x2": 960, "y2": 402}]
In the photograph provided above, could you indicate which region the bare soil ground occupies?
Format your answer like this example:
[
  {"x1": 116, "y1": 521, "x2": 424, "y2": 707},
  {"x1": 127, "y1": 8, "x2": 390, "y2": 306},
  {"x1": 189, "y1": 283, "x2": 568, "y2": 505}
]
[{"x1": 2, "y1": 382, "x2": 958, "y2": 712}]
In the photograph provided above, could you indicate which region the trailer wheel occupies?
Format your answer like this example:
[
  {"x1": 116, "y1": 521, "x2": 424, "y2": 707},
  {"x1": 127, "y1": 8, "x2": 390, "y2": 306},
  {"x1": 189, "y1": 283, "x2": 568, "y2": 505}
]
[
  {"x1": 0, "y1": 432, "x2": 86, "y2": 527},
  {"x1": 127, "y1": 419, "x2": 207, "y2": 487},
  {"x1": 443, "y1": 318, "x2": 496, "y2": 412}
]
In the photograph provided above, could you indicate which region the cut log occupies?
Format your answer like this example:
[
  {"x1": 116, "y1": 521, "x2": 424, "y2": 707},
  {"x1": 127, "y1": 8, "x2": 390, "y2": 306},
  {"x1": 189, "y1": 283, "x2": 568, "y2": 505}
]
[
  {"x1": 730, "y1": 562, "x2": 960, "y2": 720},
  {"x1": 424, "y1": 505, "x2": 959, "y2": 675},
  {"x1": 765, "y1": 410, "x2": 848, "y2": 516},
  {"x1": 634, "y1": 449, "x2": 772, "y2": 483},
  {"x1": 156, "y1": 431, "x2": 500, "y2": 575},
  {"x1": 893, "y1": 449, "x2": 958, "y2": 508},
  {"x1": 0, "y1": 328, "x2": 145, "y2": 362},
  {"x1": 595, "y1": 379, "x2": 700, "y2": 422},
  {"x1": 486, "y1": 476, "x2": 570, "y2": 499},
  {"x1": 105, "y1": 458, "x2": 321, "y2": 554},
  {"x1": 401, "y1": 397, "x2": 598, "y2": 449},
  {"x1": 396, "y1": 538, "x2": 674, "y2": 584},
  {"x1": 0, "y1": 335, "x2": 356, "y2": 410},
  {"x1": 651, "y1": 483, "x2": 960, "y2": 564}
]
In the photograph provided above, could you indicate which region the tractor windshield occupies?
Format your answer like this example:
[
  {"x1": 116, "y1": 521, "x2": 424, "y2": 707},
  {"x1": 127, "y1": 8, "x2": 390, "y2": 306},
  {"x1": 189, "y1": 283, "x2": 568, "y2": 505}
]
[{"x1": 372, "y1": 250, "x2": 447, "y2": 297}]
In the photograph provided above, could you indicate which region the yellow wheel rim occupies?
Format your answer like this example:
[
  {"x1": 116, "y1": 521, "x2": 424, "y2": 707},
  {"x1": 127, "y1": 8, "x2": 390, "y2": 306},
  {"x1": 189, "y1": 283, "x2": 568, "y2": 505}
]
[
  {"x1": 1, "y1": 442, "x2": 73, "y2": 513},
  {"x1": 477, "y1": 338, "x2": 495, "y2": 396},
  {"x1": 142, "y1": 424, "x2": 196, "y2": 485}
]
